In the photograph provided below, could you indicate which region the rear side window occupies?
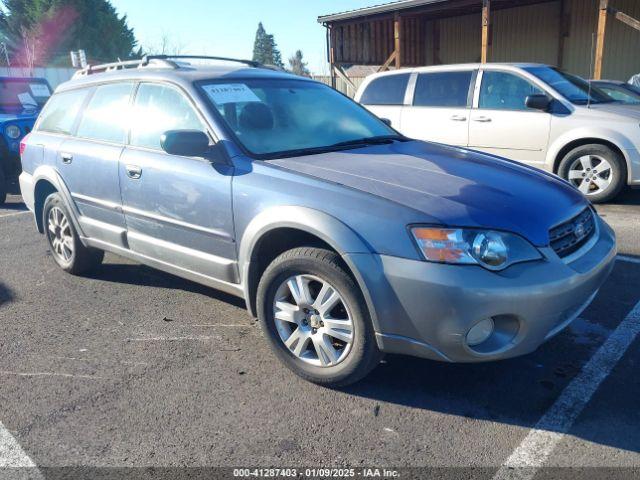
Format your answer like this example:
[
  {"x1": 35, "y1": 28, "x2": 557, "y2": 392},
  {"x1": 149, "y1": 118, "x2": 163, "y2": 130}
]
[
  {"x1": 37, "y1": 89, "x2": 89, "y2": 135},
  {"x1": 130, "y1": 83, "x2": 205, "y2": 150},
  {"x1": 76, "y1": 82, "x2": 133, "y2": 143},
  {"x1": 360, "y1": 73, "x2": 410, "y2": 105},
  {"x1": 413, "y1": 71, "x2": 473, "y2": 107}
]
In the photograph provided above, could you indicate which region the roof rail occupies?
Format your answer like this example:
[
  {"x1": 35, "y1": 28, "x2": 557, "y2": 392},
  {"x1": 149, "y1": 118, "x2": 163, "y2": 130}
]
[{"x1": 72, "y1": 54, "x2": 269, "y2": 78}]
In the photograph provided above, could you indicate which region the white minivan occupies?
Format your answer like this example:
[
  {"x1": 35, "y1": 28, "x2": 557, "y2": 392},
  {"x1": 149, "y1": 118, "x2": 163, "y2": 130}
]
[{"x1": 355, "y1": 63, "x2": 640, "y2": 203}]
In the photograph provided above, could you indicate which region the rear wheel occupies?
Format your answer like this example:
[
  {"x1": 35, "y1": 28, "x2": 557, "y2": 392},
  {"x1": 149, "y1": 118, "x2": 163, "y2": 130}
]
[
  {"x1": 558, "y1": 144, "x2": 626, "y2": 203},
  {"x1": 257, "y1": 247, "x2": 381, "y2": 387},
  {"x1": 43, "y1": 193, "x2": 104, "y2": 274}
]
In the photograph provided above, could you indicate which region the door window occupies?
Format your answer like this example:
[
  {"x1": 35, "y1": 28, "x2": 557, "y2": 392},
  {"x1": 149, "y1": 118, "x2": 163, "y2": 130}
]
[
  {"x1": 37, "y1": 88, "x2": 90, "y2": 135},
  {"x1": 130, "y1": 83, "x2": 206, "y2": 150},
  {"x1": 413, "y1": 71, "x2": 473, "y2": 107},
  {"x1": 360, "y1": 73, "x2": 410, "y2": 105},
  {"x1": 76, "y1": 82, "x2": 134, "y2": 143},
  {"x1": 479, "y1": 71, "x2": 544, "y2": 111}
]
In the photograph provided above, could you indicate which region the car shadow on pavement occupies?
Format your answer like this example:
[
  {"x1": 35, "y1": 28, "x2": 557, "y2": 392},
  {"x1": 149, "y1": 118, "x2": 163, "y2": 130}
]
[
  {"x1": 0, "y1": 282, "x2": 14, "y2": 309},
  {"x1": 84, "y1": 263, "x2": 247, "y2": 309}
]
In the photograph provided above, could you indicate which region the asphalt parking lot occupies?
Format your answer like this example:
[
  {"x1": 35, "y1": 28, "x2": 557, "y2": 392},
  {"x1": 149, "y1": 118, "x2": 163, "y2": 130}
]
[{"x1": 1, "y1": 186, "x2": 640, "y2": 478}]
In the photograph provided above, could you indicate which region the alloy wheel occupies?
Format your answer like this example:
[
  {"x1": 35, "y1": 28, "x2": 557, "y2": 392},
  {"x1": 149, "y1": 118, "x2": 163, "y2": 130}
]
[
  {"x1": 568, "y1": 154, "x2": 613, "y2": 196},
  {"x1": 273, "y1": 274, "x2": 354, "y2": 367},
  {"x1": 47, "y1": 206, "x2": 74, "y2": 263}
]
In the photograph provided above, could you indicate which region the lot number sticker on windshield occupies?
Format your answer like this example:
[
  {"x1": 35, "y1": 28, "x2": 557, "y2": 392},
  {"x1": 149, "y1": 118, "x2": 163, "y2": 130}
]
[
  {"x1": 29, "y1": 83, "x2": 50, "y2": 97},
  {"x1": 202, "y1": 84, "x2": 260, "y2": 105},
  {"x1": 17, "y1": 92, "x2": 37, "y2": 107}
]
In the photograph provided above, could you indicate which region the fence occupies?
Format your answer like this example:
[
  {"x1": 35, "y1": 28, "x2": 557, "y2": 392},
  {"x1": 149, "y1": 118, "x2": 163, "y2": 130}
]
[
  {"x1": 311, "y1": 75, "x2": 367, "y2": 97},
  {"x1": 0, "y1": 67, "x2": 77, "y2": 89}
]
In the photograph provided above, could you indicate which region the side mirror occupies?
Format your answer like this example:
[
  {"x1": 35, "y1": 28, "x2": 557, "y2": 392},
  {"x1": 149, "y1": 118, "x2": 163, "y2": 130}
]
[
  {"x1": 525, "y1": 94, "x2": 551, "y2": 111},
  {"x1": 160, "y1": 130, "x2": 210, "y2": 157},
  {"x1": 380, "y1": 117, "x2": 392, "y2": 127}
]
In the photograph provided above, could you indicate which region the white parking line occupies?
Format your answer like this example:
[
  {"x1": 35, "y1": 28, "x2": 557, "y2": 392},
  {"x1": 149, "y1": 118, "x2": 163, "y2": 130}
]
[
  {"x1": 617, "y1": 254, "x2": 640, "y2": 265},
  {"x1": 0, "y1": 210, "x2": 30, "y2": 218},
  {"x1": 0, "y1": 421, "x2": 39, "y2": 471},
  {"x1": 493, "y1": 299, "x2": 640, "y2": 480}
]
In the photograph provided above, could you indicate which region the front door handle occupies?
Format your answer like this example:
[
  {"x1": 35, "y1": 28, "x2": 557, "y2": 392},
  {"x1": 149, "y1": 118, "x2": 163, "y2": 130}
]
[
  {"x1": 450, "y1": 115, "x2": 467, "y2": 122},
  {"x1": 125, "y1": 164, "x2": 142, "y2": 179},
  {"x1": 61, "y1": 153, "x2": 73, "y2": 164},
  {"x1": 472, "y1": 116, "x2": 492, "y2": 123}
]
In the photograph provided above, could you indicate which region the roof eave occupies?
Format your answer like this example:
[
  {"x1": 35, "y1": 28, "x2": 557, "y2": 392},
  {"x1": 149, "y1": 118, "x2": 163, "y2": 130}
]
[{"x1": 317, "y1": 0, "x2": 447, "y2": 24}]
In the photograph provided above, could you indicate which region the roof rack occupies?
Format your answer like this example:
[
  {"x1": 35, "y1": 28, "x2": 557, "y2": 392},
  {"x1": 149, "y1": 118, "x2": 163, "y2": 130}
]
[{"x1": 73, "y1": 55, "x2": 266, "y2": 78}]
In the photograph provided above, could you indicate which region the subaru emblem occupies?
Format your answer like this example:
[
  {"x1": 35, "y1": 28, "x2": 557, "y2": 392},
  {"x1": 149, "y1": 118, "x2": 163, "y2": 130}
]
[{"x1": 574, "y1": 222, "x2": 586, "y2": 239}]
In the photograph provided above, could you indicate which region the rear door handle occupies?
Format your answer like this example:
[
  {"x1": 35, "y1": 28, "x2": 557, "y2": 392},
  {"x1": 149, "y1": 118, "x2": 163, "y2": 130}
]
[
  {"x1": 472, "y1": 116, "x2": 492, "y2": 123},
  {"x1": 450, "y1": 115, "x2": 467, "y2": 121},
  {"x1": 61, "y1": 153, "x2": 73, "y2": 164},
  {"x1": 125, "y1": 164, "x2": 142, "y2": 179}
]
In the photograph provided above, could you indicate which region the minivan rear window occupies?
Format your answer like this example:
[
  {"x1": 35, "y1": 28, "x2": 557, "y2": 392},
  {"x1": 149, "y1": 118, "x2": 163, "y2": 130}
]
[
  {"x1": 360, "y1": 73, "x2": 410, "y2": 105},
  {"x1": 413, "y1": 71, "x2": 473, "y2": 107},
  {"x1": 37, "y1": 88, "x2": 89, "y2": 135}
]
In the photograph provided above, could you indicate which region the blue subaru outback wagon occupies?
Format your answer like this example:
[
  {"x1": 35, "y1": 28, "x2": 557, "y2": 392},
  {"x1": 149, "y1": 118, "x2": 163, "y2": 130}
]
[
  {"x1": 19, "y1": 56, "x2": 616, "y2": 386},
  {"x1": 0, "y1": 76, "x2": 51, "y2": 204}
]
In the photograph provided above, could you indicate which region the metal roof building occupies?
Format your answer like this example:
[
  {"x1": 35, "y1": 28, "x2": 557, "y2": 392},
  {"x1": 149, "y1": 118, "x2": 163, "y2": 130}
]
[{"x1": 318, "y1": 0, "x2": 640, "y2": 88}]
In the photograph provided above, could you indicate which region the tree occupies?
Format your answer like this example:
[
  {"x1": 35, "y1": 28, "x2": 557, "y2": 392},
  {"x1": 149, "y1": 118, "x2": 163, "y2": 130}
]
[
  {"x1": 252, "y1": 22, "x2": 284, "y2": 69},
  {"x1": 0, "y1": 0, "x2": 138, "y2": 67},
  {"x1": 143, "y1": 32, "x2": 185, "y2": 56},
  {"x1": 288, "y1": 50, "x2": 310, "y2": 77}
]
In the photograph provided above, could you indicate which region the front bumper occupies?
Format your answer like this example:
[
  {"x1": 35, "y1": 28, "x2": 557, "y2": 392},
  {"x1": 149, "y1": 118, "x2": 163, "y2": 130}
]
[{"x1": 346, "y1": 216, "x2": 616, "y2": 362}]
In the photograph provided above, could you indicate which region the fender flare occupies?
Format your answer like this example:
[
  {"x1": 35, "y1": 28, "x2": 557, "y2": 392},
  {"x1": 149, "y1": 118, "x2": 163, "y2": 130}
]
[
  {"x1": 238, "y1": 206, "x2": 377, "y2": 320},
  {"x1": 32, "y1": 166, "x2": 87, "y2": 240}
]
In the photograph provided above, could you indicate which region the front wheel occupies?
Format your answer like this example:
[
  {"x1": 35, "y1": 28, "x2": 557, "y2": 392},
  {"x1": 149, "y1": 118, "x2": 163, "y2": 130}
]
[
  {"x1": 257, "y1": 247, "x2": 381, "y2": 387},
  {"x1": 558, "y1": 144, "x2": 626, "y2": 203}
]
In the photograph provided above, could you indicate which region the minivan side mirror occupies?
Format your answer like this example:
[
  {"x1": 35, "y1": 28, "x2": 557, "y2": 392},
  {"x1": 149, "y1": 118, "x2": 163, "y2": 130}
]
[
  {"x1": 525, "y1": 94, "x2": 551, "y2": 111},
  {"x1": 160, "y1": 130, "x2": 210, "y2": 157}
]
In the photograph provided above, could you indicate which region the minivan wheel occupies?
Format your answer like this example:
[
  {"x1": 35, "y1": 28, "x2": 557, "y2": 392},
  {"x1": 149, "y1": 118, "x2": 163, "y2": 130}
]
[
  {"x1": 558, "y1": 144, "x2": 626, "y2": 203},
  {"x1": 257, "y1": 247, "x2": 382, "y2": 387},
  {"x1": 43, "y1": 193, "x2": 104, "y2": 274}
]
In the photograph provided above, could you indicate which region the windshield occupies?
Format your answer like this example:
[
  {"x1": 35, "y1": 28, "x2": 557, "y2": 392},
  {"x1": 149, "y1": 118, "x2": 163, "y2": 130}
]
[
  {"x1": 524, "y1": 67, "x2": 613, "y2": 105},
  {"x1": 199, "y1": 78, "x2": 399, "y2": 158},
  {"x1": 0, "y1": 78, "x2": 51, "y2": 110}
]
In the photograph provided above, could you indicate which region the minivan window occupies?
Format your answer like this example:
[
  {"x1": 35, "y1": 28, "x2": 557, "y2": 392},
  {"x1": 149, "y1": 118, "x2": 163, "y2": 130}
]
[
  {"x1": 76, "y1": 82, "x2": 133, "y2": 143},
  {"x1": 413, "y1": 71, "x2": 473, "y2": 107},
  {"x1": 130, "y1": 83, "x2": 206, "y2": 150},
  {"x1": 479, "y1": 71, "x2": 544, "y2": 111},
  {"x1": 37, "y1": 88, "x2": 89, "y2": 135},
  {"x1": 360, "y1": 73, "x2": 410, "y2": 105},
  {"x1": 200, "y1": 78, "x2": 397, "y2": 158}
]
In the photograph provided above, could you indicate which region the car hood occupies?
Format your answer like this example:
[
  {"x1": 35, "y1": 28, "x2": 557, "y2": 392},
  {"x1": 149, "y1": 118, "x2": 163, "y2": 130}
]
[{"x1": 270, "y1": 140, "x2": 588, "y2": 247}]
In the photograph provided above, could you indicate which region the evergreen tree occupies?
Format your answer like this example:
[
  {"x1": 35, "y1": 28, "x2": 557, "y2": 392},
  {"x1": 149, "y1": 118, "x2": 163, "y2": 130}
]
[
  {"x1": 0, "y1": 0, "x2": 138, "y2": 67},
  {"x1": 252, "y1": 22, "x2": 284, "y2": 68},
  {"x1": 288, "y1": 50, "x2": 310, "y2": 76}
]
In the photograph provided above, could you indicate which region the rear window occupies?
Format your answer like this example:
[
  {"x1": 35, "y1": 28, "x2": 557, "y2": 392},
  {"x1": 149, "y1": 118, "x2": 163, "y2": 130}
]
[
  {"x1": 37, "y1": 88, "x2": 89, "y2": 135},
  {"x1": 360, "y1": 73, "x2": 410, "y2": 106},
  {"x1": 76, "y1": 82, "x2": 134, "y2": 143},
  {"x1": 413, "y1": 71, "x2": 473, "y2": 107}
]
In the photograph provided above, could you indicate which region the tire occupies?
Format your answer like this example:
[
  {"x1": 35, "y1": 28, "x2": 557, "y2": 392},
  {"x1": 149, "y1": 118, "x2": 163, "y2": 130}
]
[
  {"x1": 257, "y1": 247, "x2": 382, "y2": 387},
  {"x1": 558, "y1": 144, "x2": 626, "y2": 203},
  {"x1": 43, "y1": 192, "x2": 104, "y2": 274},
  {"x1": 0, "y1": 169, "x2": 6, "y2": 206}
]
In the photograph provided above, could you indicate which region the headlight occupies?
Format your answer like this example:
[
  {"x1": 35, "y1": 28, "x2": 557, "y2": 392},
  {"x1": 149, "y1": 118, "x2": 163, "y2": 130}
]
[
  {"x1": 410, "y1": 227, "x2": 541, "y2": 271},
  {"x1": 5, "y1": 125, "x2": 21, "y2": 139}
]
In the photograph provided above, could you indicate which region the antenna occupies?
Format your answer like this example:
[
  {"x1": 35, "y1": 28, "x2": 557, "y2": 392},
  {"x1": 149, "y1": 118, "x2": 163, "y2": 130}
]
[{"x1": 587, "y1": 32, "x2": 595, "y2": 108}]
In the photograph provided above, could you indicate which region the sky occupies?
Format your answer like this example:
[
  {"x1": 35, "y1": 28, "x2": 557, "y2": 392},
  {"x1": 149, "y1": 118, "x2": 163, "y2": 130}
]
[{"x1": 109, "y1": 0, "x2": 378, "y2": 74}]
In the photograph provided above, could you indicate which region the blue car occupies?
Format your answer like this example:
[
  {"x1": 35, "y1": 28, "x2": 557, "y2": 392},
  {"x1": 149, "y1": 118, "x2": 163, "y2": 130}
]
[
  {"x1": 19, "y1": 56, "x2": 616, "y2": 386},
  {"x1": 0, "y1": 76, "x2": 52, "y2": 204}
]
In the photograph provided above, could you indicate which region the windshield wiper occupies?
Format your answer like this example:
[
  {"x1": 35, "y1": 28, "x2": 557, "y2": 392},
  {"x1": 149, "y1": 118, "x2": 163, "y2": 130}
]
[{"x1": 330, "y1": 135, "x2": 407, "y2": 148}]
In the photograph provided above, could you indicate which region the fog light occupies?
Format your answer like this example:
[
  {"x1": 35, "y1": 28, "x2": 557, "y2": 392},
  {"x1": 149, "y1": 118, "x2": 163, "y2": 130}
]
[{"x1": 466, "y1": 318, "x2": 495, "y2": 346}]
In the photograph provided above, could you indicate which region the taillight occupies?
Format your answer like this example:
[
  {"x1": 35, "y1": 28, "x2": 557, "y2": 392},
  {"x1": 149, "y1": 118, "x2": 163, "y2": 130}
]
[{"x1": 19, "y1": 134, "x2": 29, "y2": 156}]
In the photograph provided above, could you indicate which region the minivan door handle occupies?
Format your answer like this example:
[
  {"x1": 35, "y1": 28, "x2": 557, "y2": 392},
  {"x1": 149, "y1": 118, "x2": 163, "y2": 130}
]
[
  {"x1": 61, "y1": 153, "x2": 73, "y2": 164},
  {"x1": 450, "y1": 114, "x2": 467, "y2": 122},
  {"x1": 125, "y1": 164, "x2": 142, "y2": 179},
  {"x1": 472, "y1": 116, "x2": 492, "y2": 123}
]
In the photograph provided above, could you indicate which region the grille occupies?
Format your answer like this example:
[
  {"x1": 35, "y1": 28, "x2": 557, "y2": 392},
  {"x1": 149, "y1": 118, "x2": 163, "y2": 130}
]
[{"x1": 549, "y1": 208, "x2": 596, "y2": 258}]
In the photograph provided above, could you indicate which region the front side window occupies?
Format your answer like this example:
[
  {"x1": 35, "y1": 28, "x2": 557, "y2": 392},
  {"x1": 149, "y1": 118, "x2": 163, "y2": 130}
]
[
  {"x1": 413, "y1": 71, "x2": 473, "y2": 107},
  {"x1": 479, "y1": 71, "x2": 545, "y2": 111},
  {"x1": 200, "y1": 79, "x2": 397, "y2": 158},
  {"x1": 37, "y1": 88, "x2": 89, "y2": 135},
  {"x1": 524, "y1": 66, "x2": 612, "y2": 105},
  {"x1": 360, "y1": 73, "x2": 410, "y2": 105},
  {"x1": 76, "y1": 82, "x2": 134, "y2": 143},
  {"x1": 130, "y1": 83, "x2": 206, "y2": 150}
]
